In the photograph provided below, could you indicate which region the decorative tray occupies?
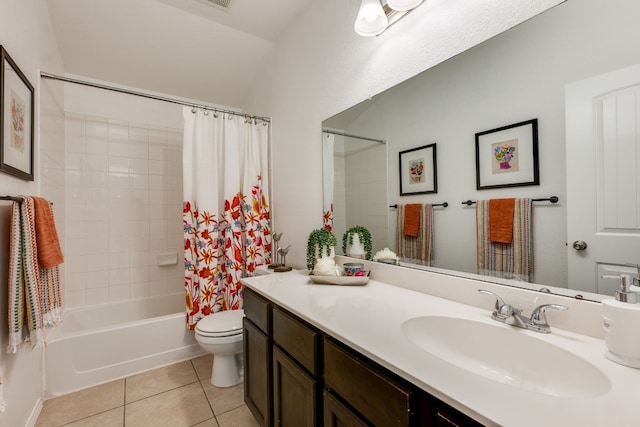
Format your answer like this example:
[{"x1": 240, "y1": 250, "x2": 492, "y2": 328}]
[{"x1": 308, "y1": 271, "x2": 370, "y2": 286}]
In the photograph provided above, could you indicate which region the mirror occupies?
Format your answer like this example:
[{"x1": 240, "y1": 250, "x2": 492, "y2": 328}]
[{"x1": 322, "y1": 0, "x2": 640, "y2": 302}]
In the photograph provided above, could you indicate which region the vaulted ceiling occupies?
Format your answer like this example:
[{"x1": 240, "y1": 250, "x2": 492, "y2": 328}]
[{"x1": 45, "y1": 0, "x2": 313, "y2": 108}]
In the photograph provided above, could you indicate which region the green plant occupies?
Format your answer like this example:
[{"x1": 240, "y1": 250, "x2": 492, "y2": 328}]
[
  {"x1": 342, "y1": 226, "x2": 373, "y2": 260},
  {"x1": 306, "y1": 228, "x2": 338, "y2": 270}
]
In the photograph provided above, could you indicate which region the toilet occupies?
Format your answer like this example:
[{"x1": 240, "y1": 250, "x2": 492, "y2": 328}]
[{"x1": 194, "y1": 309, "x2": 245, "y2": 387}]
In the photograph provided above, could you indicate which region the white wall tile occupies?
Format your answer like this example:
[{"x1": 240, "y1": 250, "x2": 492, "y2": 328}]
[
  {"x1": 65, "y1": 114, "x2": 183, "y2": 308},
  {"x1": 85, "y1": 288, "x2": 108, "y2": 306}
]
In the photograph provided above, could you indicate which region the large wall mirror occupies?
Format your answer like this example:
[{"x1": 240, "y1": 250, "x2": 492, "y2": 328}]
[{"x1": 322, "y1": 0, "x2": 640, "y2": 302}]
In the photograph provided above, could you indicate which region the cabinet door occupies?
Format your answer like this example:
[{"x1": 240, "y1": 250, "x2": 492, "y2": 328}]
[
  {"x1": 244, "y1": 318, "x2": 272, "y2": 427},
  {"x1": 323, "y1": 391, "x2": 368, "y2": 427},
  {"x1": 273, "y1": 346, "x2": 316, "y2": 427}
]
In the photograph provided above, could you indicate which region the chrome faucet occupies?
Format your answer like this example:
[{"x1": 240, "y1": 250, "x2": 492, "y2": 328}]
[{"x1": 478, "y1": 289, "x2": 568, "y2": 333}]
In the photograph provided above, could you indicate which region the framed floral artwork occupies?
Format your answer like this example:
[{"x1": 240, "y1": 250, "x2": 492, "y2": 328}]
[
  {"x1": 399, "y1": 143, "x2": 437, "y2": 195},
  {"x1": 475, "y1": 118, "x2": 539, "y2": 190},
  {"x1": 1, "y1": 46, "x2": 34, "y2": 181}
]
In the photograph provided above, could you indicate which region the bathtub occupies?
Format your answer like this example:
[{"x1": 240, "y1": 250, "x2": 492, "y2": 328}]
[{"x1": 44, "y1": 293, "x2": 204, "y2": 397}]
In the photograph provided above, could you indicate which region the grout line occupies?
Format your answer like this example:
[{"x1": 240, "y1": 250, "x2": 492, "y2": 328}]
[
  {"x1": 123, "y1": 377, "x2": 127, "y2": 426},
  {"x1": 193, "y1": 358, "x2": 220, "y2": 427}
]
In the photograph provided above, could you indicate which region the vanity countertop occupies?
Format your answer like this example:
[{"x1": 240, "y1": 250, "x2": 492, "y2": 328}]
[{"x1": 241, "y1": 269, "x2": 640, "y2": 427}]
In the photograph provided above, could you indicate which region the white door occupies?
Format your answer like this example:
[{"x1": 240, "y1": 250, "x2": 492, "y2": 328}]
[{"x1": 566, "y1": 64, "x2": 640, "y2": 295}]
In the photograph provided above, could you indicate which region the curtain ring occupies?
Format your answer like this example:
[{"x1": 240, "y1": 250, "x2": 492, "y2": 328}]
[
  {"x1": 191, "y1": 107, "x2": 197, "y2": 113},
  {"x1": 213, "y1": 111, "x2": 219, "y2": 118},
  {"x1": 204, "y1": 110, "x2": 209, "y2": 116}
]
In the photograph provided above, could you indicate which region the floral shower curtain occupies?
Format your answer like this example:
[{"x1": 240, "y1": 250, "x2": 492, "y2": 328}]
[{"x1": 183, "y1": 108, "x2": 271, "y2": 329}]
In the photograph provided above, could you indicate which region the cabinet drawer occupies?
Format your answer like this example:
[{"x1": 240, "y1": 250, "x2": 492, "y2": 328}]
[
  {"x1": 273, "y1": 306, "x2": 318, "y2": 375},
  {"x1": 244, "y1": 287, "x2": 271, "y2": 334},
  {"x1": 324, "y1": 338, "x2": 411, "y2": 427}
]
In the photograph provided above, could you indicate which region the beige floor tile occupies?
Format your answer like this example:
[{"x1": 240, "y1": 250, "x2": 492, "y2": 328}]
[
  {"x1": 202, "y1": 382, "x2": 245, "y2": 416},
  {"x1": 124, "y1": 382, "x2": 213, "y2": 427},
  {"x1": 192, "y1": 418, "x2": 220, "y2": 427},
  {"x1": 36, "y1": 380, "x2": 124, "y2": 427},
  {"x1": 216, "y1": 404, "x2": 260, "y2": 427},
  {"x1": 125, "y1": 360, "x2": 198, "y2": 403},
  {"x1": 65, "y1": 407, "x2": 124, "y2": 427},
  {"x1": 192, "y1": 354, "x2": 214, "y2": 380}
]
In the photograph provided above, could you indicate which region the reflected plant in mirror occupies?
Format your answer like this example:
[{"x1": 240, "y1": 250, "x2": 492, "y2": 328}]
[
  {"x1": 342, "y1": 225, "x2": 373, "y2": 260},
  {"x1": 322, "y1": 0, "x2": 640, "y2": 301}
]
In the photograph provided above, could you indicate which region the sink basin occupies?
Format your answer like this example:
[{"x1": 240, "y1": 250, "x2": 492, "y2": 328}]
[{"x1": 401, "y1": 316, "x2": 611, "y2": 398}]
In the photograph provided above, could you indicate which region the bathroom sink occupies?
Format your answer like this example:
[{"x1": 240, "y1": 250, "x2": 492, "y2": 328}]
[{"x1": 401, "y1": 316, "x2": 611, "y2": 398}]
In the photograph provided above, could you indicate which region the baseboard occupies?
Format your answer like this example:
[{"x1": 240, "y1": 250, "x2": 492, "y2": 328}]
[{"x1": 25, "y1": 398, "x2": 43, "y2": 427}]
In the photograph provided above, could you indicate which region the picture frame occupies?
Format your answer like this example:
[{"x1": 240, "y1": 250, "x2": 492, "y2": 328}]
[
  {"x1": 475, "y1": 118, "x2": 538, "y2": 190},
  {"x1": 1, "y1": 46, "x2": 34, "y2": 181},
  {"x1": 399, "y1": 143, "x2": 437, "y2": 196}
]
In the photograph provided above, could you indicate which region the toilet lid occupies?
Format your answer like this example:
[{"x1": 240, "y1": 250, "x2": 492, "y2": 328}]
[{"x1": 196, "y1": 309, "x2": 244, "y2": 337}]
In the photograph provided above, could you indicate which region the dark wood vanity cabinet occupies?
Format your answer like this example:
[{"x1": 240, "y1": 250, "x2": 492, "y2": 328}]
[
  {"x1": 272, "y1": 306, "x2": 320, "y2": 426},
  {"x1": 243, "y1": 288, "x2": 272, "y2": 427},
  {"x1": 243, "y1": 286, "x2": 485, "y2": 427}
]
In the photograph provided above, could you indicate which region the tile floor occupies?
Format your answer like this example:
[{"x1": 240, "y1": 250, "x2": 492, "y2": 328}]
[{"x1": 35, "y1": 355, "x2": 260, "y2": 427}]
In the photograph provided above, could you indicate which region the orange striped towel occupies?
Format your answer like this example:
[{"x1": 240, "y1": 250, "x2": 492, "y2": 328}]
[
  {"x1": 403, "y1": 204, "x2": 422, "y2": 237},
  {"x1": 489, "y1": 198, "x2": 515, "y2": 243},
  {"x1": 32, "y1": 196, "x2": 64, "y2": 268}
]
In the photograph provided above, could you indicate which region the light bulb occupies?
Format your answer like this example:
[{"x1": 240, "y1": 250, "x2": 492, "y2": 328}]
[
  {"x1": 387, "y1": 0, "x2": 423, "y2": 12},
  {"x1": 354, "y1": 0, "x2": 388, "y2": 37}
]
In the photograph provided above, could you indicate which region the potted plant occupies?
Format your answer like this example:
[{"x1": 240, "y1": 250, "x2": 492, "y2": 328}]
[
  {"x1": 306, "y1": 228, "x2": 338, "y2": 270},
  {"x1": 342, "y1": 226, "x2": 372, "y2": 260}
]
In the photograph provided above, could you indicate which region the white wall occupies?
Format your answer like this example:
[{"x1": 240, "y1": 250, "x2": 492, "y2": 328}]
[
  {"x1": 242, "y1": 0, "x2": 565, "y2": 270},
  {"x1": 0, "y1": 1, "x2": 65, "y2": 425}
]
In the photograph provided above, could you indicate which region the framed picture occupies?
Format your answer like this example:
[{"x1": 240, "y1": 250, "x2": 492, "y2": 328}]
[
  {"x1": 399, "y1": 143, "x2": 437, "y2": 196},
  {"x1": 475, "y1": 118, "x2": 538, "y2": 190},
  {"x1": 1, "y1": 46, "x2": 34, "y2": 181}
]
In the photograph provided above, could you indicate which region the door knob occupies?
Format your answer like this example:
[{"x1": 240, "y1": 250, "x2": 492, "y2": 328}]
[{"x1": 572, "y1": 240, "x2": 588, "y2": 251}]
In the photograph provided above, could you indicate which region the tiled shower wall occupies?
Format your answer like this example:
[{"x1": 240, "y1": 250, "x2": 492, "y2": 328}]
[{"x1": 64, "y1": 114, "x2": 183, "y2": 308}]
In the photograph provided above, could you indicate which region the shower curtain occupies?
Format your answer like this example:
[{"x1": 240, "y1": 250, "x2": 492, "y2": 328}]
[
  {"x1": 322, "y1": 132, "x2": 334, "y2": 231},
  {"x1": 183, "y1": 108, "x2": 271, "y2": 329}
]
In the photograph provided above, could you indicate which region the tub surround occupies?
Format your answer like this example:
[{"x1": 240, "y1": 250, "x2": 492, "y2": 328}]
[{"x1": 241, "y1": 266, "x2": 639, "y2": 426}]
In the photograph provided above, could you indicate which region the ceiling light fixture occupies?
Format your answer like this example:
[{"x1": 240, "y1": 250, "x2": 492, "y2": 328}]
[
  {"x1": 354, "y1": 0, "x2": 389, "y2": 37},
  {"x1": 387, "y1": 0, "x2": 423, "y2": 12},
  {"x1": 355, "y1": 0, "x2": 423, "y2": 37}
]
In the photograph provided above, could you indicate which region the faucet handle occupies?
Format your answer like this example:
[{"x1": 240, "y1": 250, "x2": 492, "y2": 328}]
[
  {"x1": 478, "y1": 289, "x2": 506, "y2": 312},
  {"x1": 528, "y1": 304, "x2": 568, "y2": 333},
  {"x1": 623, "y1": 263, "x2": 640, "y2": 286}
]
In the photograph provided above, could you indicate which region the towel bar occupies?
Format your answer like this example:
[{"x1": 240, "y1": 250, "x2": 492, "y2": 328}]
[
  {"x1": 461, "y1": 196, "x2": 559, "y2": 206},
  {"x1": 389, "y1": 202, "x2": 448, "y2": 208},
  {"x1": 1, "y1": 195, "x2": 54, "y2": 205}
]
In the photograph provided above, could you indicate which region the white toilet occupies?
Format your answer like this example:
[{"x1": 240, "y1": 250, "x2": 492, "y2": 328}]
[{"x1": 194, "y1": 309, "x2": 245, "y2": 387}]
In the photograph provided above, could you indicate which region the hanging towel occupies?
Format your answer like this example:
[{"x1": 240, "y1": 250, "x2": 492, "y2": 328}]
[
  {"x1": 396, "y1": 204, "x2": 434, "y2": 265},
  {"x1": 489, "y1": 198, "x2": 515, "y2": 243},
  {"x1": 7, "y1": 197, "x2": 63, "y2": 353},
  {"x1": 403, "y1": 203, "x2": 422, "y2": 237},
  {"x1": 8, "y1": 198, "x2": 45, "y2": 352},
  {"x1": 32, "y1": 196, "x2": 64, "y2": 268},
  {"x1": 477, "y1": 198, "x2": 533, "y2": 281}
]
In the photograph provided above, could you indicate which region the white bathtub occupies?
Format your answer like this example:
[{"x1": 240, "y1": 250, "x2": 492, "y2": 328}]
[{"x1": 44, "y1": 293, "x2": 204, "y2": 397}]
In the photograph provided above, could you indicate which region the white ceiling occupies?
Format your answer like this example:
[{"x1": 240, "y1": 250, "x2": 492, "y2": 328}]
[{"x1": 45, "y1": 0, "x2": 314, "y2": 108}]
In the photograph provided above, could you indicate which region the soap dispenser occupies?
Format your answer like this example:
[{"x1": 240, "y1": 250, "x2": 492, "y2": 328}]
[{"x1": 602, "y1": 274, "x2": 640, "y2": 368}]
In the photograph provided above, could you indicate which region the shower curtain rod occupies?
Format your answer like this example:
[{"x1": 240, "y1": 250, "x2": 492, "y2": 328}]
[
  {"x1": 39, "y1": 72, "x2": 271, "y2": 123},
  {"x1": 322, "y1": 129, "x2": 386, "y2": 144}
]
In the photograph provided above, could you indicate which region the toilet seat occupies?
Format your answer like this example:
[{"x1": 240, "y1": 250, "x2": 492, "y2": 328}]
[{"x1": 195, "y1": 309, "x2": 244, "y2": 338}]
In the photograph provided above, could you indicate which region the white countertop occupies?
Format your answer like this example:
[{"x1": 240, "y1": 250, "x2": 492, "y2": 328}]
[{"x1": 241, "y1": 269, "x2": 640, "y2": 427}]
